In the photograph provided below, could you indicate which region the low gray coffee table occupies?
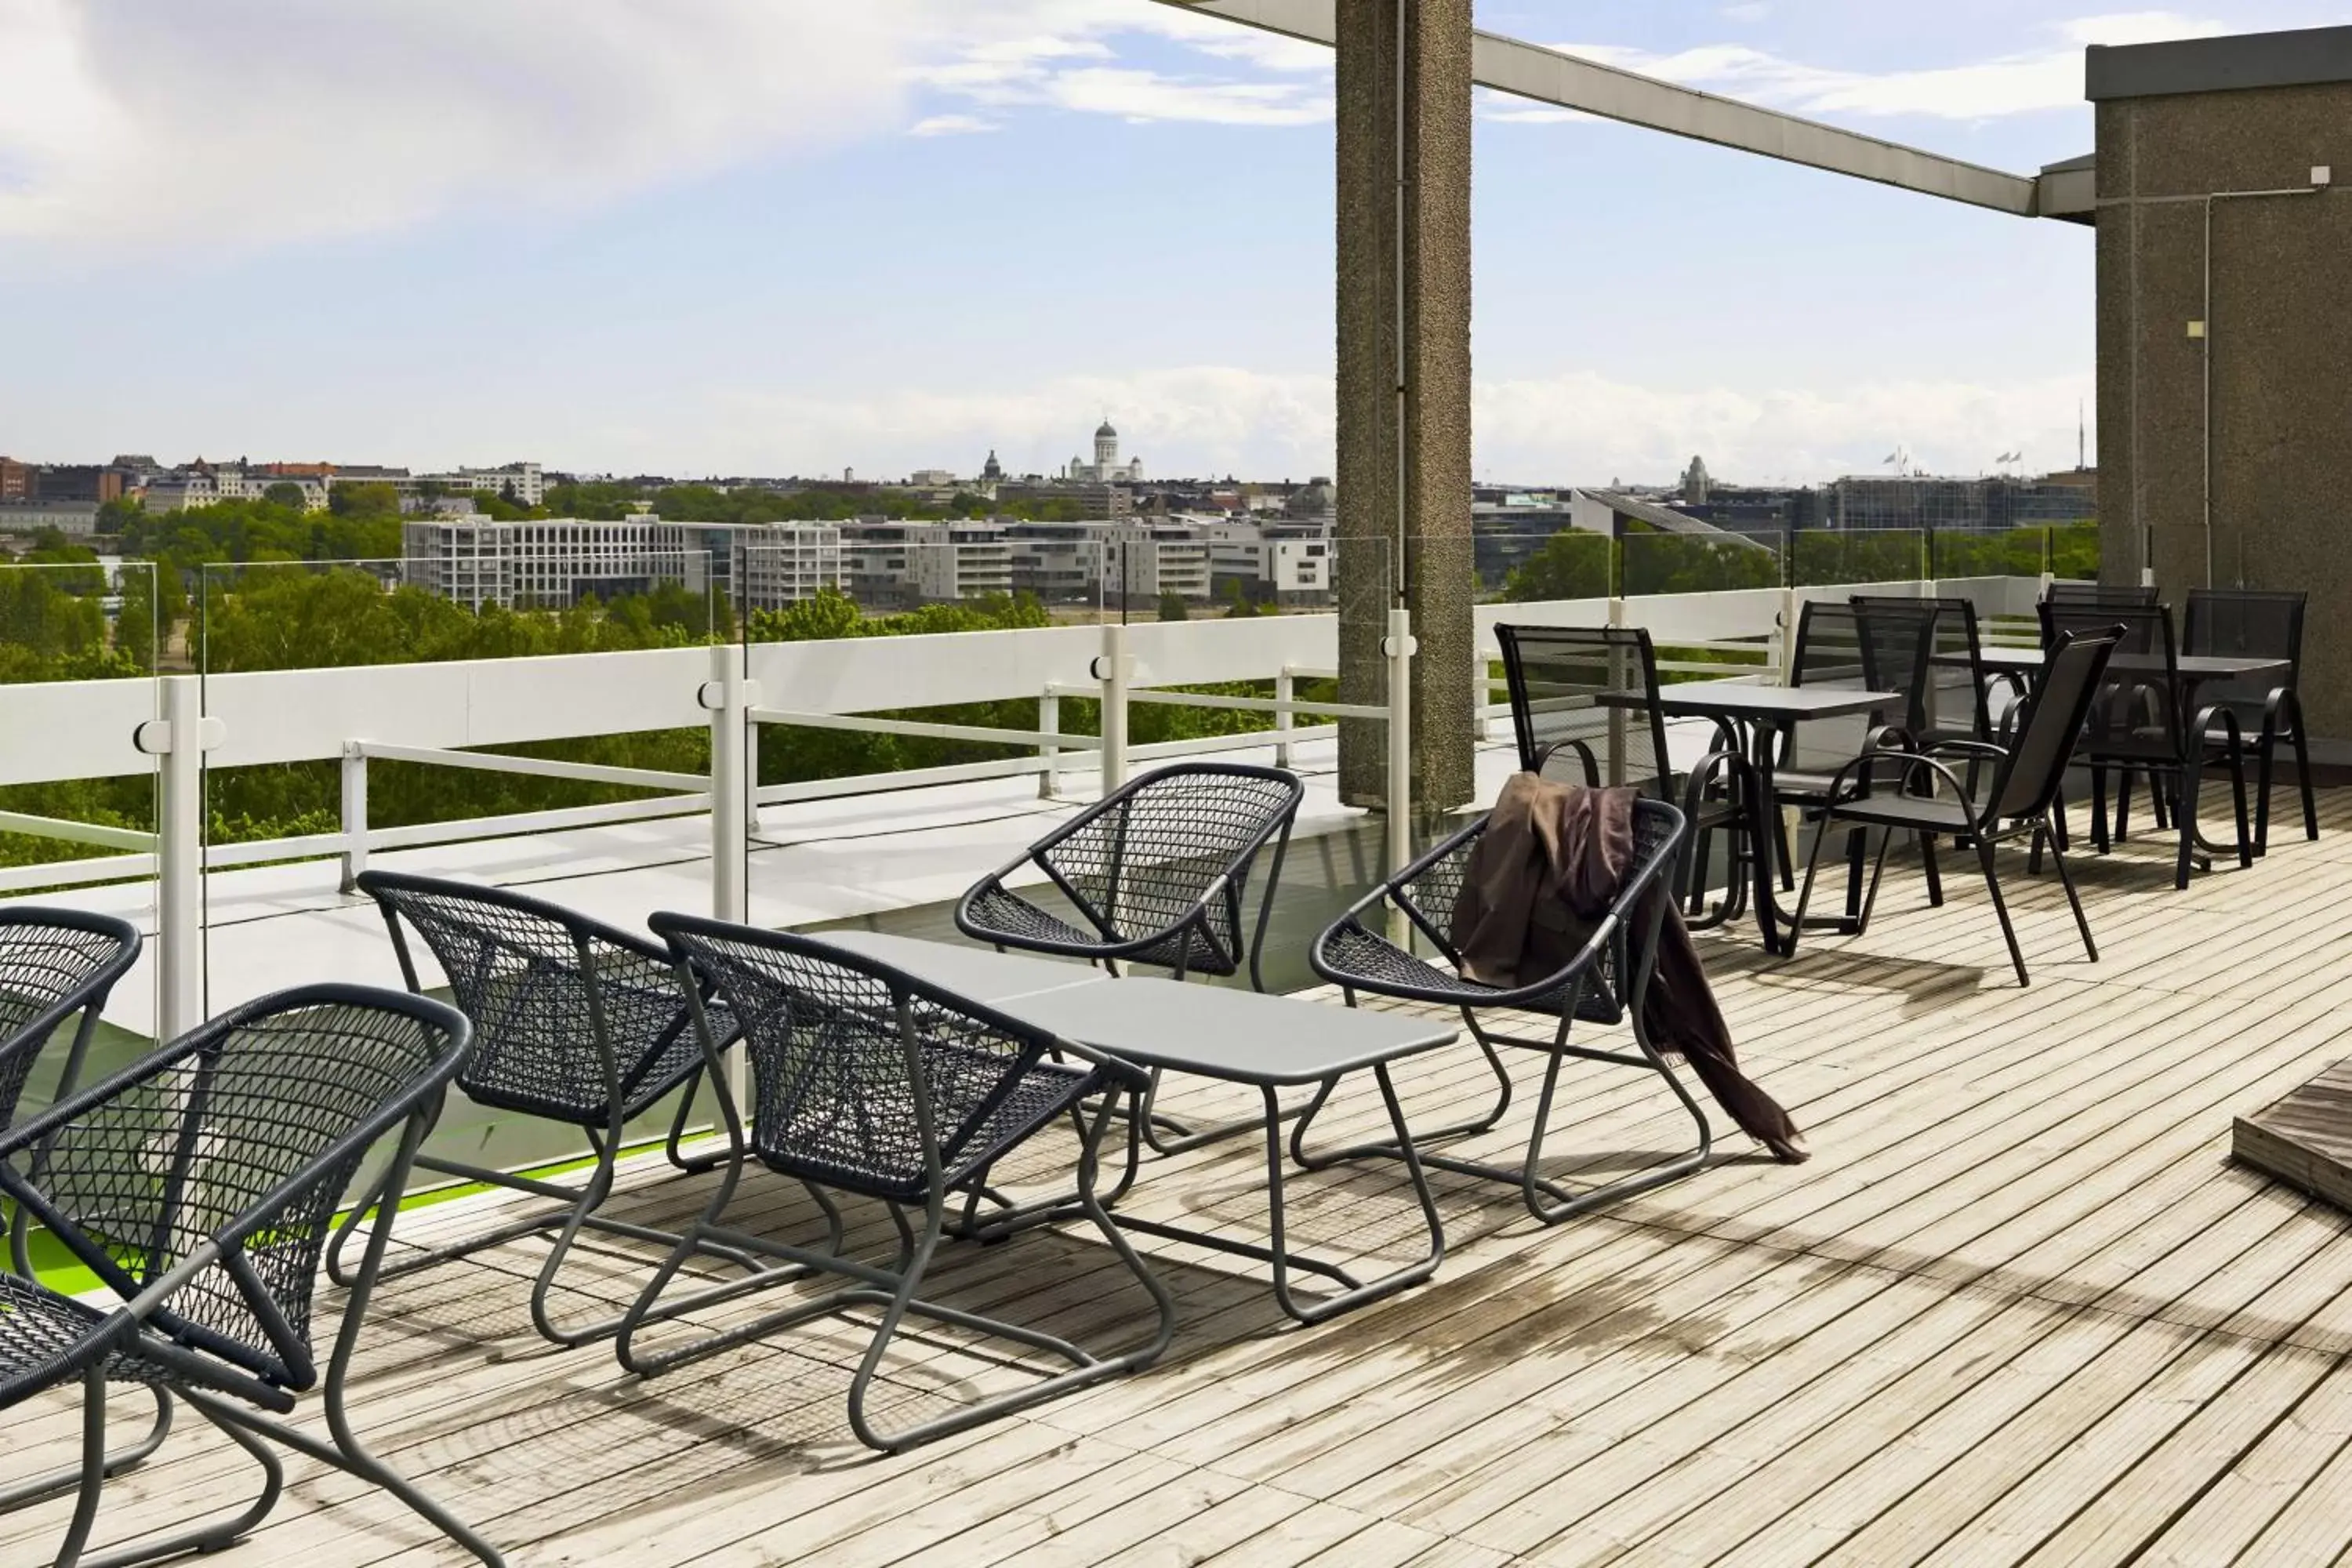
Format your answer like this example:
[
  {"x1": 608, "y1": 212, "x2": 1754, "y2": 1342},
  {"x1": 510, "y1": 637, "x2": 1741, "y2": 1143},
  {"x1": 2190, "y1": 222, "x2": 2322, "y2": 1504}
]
[{"x1": 814, "y1": 930, "x2": 1458, "y2": 1324}]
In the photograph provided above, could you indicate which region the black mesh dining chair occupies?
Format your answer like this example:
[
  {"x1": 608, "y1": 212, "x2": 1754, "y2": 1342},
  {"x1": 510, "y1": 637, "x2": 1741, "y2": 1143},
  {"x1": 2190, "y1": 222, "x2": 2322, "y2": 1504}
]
[
  {"x1": 340, "y1": 871, "x2": 767, "y2": 1348},
  {"x1": 619, "y1": 915, "x2": 1174, "y2": 1453},
  {"x1": 1853, "y1": 594, "x2": 1998, "y2": 747},
  {"x1": 2186, "y1": 587, "x2": 2316, "y2": 852},
  {"x1": 2043, "y1": 601, "x2": 2252, "y2": 887},
  {"x1": 1305, "y1": 797, "x2": 1711, "y2": 1222},
  {"x1": 2042, "y1": 581, "x2": 2160, "y2": 619},
  {"x1": 1494, "y1": 623, "x2": 1753, "y2": 928},
  {"x1": 1787, "y1": 627, "x2": 2124, "y2": 987},
  {"x1": 0, "y1": 985, "x2": 503, "y2": 1566}
]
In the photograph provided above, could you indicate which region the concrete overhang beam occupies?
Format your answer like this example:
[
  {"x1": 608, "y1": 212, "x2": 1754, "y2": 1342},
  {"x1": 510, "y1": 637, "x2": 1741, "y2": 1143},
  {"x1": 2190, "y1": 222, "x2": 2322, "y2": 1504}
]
[{"x1": 1156, "y1": 0, "x2": 2078, "y2": 221}]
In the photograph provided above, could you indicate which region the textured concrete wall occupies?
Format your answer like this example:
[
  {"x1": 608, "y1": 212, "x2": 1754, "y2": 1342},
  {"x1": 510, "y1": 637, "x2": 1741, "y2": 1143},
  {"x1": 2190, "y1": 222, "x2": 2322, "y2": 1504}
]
[
  {"x1": 1334, "y1": 0, "x2": 1476, "y2": 812},
  {"x1": 2096, "y1": 82, "x2": 2352, "y2": 737}
]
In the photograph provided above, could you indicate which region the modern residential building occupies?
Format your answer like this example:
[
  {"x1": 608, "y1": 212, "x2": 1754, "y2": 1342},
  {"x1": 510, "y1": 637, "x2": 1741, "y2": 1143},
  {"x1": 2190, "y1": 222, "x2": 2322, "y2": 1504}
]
[
  {"x1": 402, "y1": 514, "x2": 710, "y2": 611},
  {"x1": 837, "y1": 521, "x2": 1012, "y2": 607},
  {"x1": 0, "y1": 459, "x2": 35, "y2": 503},
  {"x1": 1199, "y1": 518, "x2": 1336, "y2": 606}
]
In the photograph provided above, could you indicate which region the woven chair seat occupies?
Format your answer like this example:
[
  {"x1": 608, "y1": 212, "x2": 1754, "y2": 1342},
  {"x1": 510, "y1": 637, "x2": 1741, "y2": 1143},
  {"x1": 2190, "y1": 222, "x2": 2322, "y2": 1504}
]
[
  {"x1": 0, "y1": 1275, "x2": 160, "y2": 1407},
  {"x1": 1316, "y1": 917, "x2": 1622, "y2": 1026},
  {"x1": 959, "y1": 886, "x2": 1240, "y2": 977}
]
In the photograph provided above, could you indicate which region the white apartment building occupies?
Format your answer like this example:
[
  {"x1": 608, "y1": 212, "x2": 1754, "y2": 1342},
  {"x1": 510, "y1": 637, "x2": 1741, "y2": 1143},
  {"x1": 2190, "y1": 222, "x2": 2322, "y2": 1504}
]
[
  {"x1": 419, "y1": 462, "x2": 545, "y2": 507},
  {"x1": 403, "y1": 515, "x2": 708, "y2": 611},
  {"x1": 657, "y1": 521, "x2": 845, "y2": 613},
  {"x1": 1198, "y1": 519, "x2": 1335, "y2": 605},
  {"x1": 838, "y1": 521, "x2": 1012, "y2": 607}
]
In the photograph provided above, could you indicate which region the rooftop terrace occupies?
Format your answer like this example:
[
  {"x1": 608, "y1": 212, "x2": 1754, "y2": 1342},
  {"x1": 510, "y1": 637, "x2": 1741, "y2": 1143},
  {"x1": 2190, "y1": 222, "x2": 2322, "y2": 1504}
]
[{"x1": 8, "y1": 775, "x2": 2349, "y2": 1566}]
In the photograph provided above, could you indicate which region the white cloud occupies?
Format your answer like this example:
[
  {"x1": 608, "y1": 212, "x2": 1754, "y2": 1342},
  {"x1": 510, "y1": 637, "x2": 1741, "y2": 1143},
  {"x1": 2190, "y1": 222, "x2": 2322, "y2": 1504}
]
[
  {"x1": 908, "y1": 114, "x2": 999, "y2": 138},
  {"x1": 1552, "y1": 12, "x2": 2226, "y2": 122},
  {"x1": 698, "y1": 363, "x2": 2093, "y2": 488},
  {"x1": 0, "y1": 0, "x2": 909, "y2": 242}
]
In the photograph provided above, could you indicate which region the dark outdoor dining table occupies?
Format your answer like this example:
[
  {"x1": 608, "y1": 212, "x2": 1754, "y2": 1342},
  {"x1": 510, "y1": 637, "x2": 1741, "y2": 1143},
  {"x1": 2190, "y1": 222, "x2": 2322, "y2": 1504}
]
[
  {"x1": 1596, "y1": 677, "x2": 1899, "y2": 957},
  {"x1": 1944, "y1": 644, "x2": 2291, "y2": 685}
]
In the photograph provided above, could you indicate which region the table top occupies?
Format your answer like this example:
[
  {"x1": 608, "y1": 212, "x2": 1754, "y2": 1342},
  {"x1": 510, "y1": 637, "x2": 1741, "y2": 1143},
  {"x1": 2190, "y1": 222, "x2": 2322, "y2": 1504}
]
[
  {"x1": 1597, "y1": 677, "x2": 1900, "y2": 724},
  {"x1": 1944, "y1": 645, "x2": 2289, "y2": 681},
  {"x1": 815, "y1": 928, "x2": 1107, "y2": 1005},
  {"x1": 805, "y1": 931, "x2": 1460, "y2": 1086}
]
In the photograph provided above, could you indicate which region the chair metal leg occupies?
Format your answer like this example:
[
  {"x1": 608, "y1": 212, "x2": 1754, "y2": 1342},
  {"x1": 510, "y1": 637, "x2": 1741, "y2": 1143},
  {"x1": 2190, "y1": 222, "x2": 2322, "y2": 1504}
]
[
  {"x1": 623, "y1": 1098, "x2": 1172, "y2": 1450},
  {"x1": 1919, "y1": 831, "x2": 1944, "y2": 907},
  {"x1": 0, "y1": 1383, "x2": 173, "y2": 1512},
  {"x1": 2292, "y1": 710, "x2": 2320, "y2": 842},
  {"x1": 1781, "y1": 812, "x2": 1840, "y2": 964},
  {"x1": 2091, "y1": 767, "x2": 2111, "y2": 854},
  {"x1": 2174, "y1": 764, "x2": 2201, "y2": 890},
  {"x1": 325, "y1": 1142, "x2": 767, "y2": 1349},
  {"x1": 1976, "y1": 837, "x2": 2030, "y2": 987},
  {"x1": 2114, "y1": 769, "x2": 2133, "y2": 842},
  {"x1": 66, "y1": 1388, "x2": 286, "y2": 1568},
  {"x1": 2043, "y1": 815, "x2": 2099, "y2": 964},
  {"x1": 662, "y1": 1068, "x2": 728, "y2": 1174},
  {"x1": 53, "y1": 1366, "x2": 106, "y2": 1568}
]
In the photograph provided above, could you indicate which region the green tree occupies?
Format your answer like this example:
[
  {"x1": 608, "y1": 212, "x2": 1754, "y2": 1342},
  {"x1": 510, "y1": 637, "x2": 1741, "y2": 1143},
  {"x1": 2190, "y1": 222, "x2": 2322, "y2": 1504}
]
[
  {"x1": 1157, "y1": 591, "x2": 1191, "y2": 622},
  {"x1": 1504, "y1": 530, "x2": 1613, "y2": 601},
  {"x1": 261, "y1": 481, "x2": 309, "y2": 510}
]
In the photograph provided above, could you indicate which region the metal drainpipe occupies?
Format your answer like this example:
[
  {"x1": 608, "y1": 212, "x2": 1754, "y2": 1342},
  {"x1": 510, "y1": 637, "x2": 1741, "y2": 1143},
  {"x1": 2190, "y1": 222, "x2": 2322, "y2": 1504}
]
[{"x1": 2201, "y1": 178, "x2": 2328, "y2": 590}]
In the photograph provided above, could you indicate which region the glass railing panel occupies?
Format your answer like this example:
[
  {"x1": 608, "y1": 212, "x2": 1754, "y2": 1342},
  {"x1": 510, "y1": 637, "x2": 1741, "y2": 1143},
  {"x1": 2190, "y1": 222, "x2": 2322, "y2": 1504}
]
[
  {"x1": 192, "y1": 550, "x2": 720, "y2": 1182},
  {"x1": 1621, "y1": 530, "x2": 1784, "y2": 597},
  {"x1": 0, "y1": 558, "x2": 162, "y2": 1286},
  {"x1": 1788, "y1": 529, "x2": 1927, "y2": 588}
]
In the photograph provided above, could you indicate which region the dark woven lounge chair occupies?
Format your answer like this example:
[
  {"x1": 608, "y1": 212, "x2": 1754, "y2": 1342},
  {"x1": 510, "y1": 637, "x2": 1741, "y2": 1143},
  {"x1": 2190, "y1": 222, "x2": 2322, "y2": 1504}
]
[
  {"x1": 1786, "y1": 627, "x2": 2124, "y2": 986},
  {"x1": 339, "y1": 871, "x2": 782, "y2": 1348},
  {"x1": 1304, "y1": 797, "x2": 1713, "y2": 1224},
  {"x1": 956, "y1": 761, "x2": 1303, "y2": 1152},
  {"x1": 0, "y1": 909, "x2": 140, "y2": 1149},
  {"x1": 619, "y1": 915, "x2": 1174, "y2": 1453},
  {"x1": 0, "y1": 985, "x2": 503, "y2": 1566}
]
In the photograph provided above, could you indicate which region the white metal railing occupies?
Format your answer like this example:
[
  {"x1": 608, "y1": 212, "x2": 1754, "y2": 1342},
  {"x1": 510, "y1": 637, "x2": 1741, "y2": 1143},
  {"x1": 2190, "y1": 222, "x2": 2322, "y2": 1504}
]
[{"x1": 0, "y1": 574, "x2": 2049, "y2": 1039}]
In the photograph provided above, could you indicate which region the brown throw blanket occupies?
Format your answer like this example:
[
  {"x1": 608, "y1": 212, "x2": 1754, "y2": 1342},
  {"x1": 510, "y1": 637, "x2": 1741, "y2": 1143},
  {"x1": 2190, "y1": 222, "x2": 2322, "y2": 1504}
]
[{"x1": 1450, "y1": 773, "x2": 1807, "y2": 1164}]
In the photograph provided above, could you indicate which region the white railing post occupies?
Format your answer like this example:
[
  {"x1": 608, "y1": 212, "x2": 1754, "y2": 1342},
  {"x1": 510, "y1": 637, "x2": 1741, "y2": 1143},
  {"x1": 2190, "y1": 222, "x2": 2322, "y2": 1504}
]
[
  {"x1": 1275, "y1": 665, "x2": 1296, "y2": 770},
  {"x1": 339, "y1": 743, "x2": 368, "y2": 895},
  {"x1": 702, "y1": 642, "x2": 757, "y2": 927},
  {"x1": 1096, "y1": 621, "x2": 1130, "y2": 798},
  {"x1": 701, "y1": 642, "x2": 759, "y2": 1116},
  {"x1": 1039, "y1": 688, "x2": 1061, "y2": 799},
  {"x1": 1385, "y1": 606, "x2": 1417, "y2": 881},
  {"x1": 1777, "y1": 586, "x2": 1800, "y2": 685},
  {"x1": 135, "y1": 675, "x2": 220, "y2": 1044}
]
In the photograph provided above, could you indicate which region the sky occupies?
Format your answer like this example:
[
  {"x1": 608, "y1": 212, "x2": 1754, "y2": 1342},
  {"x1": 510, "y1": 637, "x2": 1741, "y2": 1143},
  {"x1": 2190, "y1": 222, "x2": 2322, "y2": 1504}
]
[{"x1": 0, "y1": 1, "x2": 2340, "y2": 488}]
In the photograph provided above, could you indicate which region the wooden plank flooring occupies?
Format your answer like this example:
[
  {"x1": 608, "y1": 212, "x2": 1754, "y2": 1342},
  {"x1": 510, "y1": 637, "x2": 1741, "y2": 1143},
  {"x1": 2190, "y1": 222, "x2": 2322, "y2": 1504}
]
[{"x1": 13, "y1": 793, "x2": 2352, "y2": 1566}]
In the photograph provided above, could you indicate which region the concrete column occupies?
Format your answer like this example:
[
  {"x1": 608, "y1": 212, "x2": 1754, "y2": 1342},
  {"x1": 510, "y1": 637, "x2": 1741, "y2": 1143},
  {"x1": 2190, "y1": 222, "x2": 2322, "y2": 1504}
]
[{"x1": 1335, "y1": 0, "x2": 1475, "y2": 815}]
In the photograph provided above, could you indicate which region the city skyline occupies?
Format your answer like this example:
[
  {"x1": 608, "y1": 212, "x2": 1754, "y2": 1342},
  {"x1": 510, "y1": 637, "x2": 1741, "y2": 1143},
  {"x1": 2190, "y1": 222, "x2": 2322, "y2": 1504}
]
[{"x1": 2, "y1": 1, "x2": 2336, "y2": 481}]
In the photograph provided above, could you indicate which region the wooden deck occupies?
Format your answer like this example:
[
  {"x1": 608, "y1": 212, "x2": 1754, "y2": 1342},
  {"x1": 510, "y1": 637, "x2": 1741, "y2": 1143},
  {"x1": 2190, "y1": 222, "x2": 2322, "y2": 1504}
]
[{"x1": 15, "y1": 793, "x2": 2352, "y2": 1566}]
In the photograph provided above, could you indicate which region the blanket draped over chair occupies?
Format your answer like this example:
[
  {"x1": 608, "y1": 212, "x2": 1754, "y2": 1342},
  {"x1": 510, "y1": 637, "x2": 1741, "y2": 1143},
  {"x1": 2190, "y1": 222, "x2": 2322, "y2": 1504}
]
[{"x1": 1450, "y1": 773, "x2": 1808, "y2": 1164}]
